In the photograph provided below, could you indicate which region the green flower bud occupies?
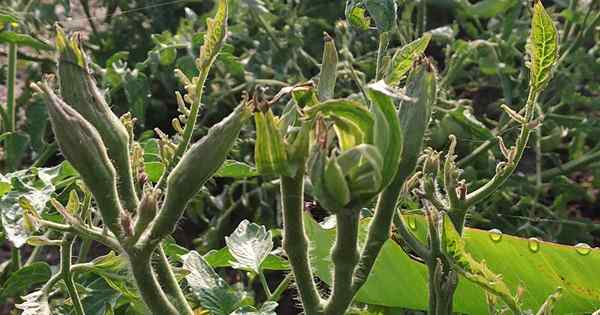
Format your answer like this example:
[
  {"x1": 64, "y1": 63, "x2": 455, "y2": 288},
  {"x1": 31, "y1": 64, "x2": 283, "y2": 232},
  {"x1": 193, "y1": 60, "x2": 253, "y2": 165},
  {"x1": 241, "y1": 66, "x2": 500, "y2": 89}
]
[
  {"x1": 56, "y1": 27, "x2": 138, "y2": 211},
  {"x1": 32, "y1": 81, "x2": 123, "y2": 235},
  {"x1": 308, "y1": 145, "x2": 343, "y2": 212},
  {"x1": 133, "y1": 188, "x2": 159, "y2": 238},
  {"x1": 150, "y1": 102, "x2": 252, "y2": 241},
  {"x1": 324, "y1": 154, "x2": 351, "y2": 207}
]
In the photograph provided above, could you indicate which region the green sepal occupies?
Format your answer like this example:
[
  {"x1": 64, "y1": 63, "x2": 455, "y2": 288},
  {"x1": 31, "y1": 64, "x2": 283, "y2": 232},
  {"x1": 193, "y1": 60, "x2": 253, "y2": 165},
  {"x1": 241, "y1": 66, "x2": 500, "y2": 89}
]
[
  {"x1": 254, "y1": 109, "x2": 290, "y2": 176},
  {"x1": 367, "y1": 81, "x2": 403, "y2": 189}
]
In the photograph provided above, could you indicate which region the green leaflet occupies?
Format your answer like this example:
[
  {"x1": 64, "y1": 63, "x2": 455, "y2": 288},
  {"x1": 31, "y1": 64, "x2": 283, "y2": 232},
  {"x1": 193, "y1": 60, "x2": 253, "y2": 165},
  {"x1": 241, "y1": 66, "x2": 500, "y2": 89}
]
[
  {"x1": 462, "y1": 0, "x2": 519, "y2": 19},
  {"x1": 385, "y1": 33, "x2": 432, "y2": 86},
  {"x1": 0, "y1": 31, "x2": 53, "y2": 50},
  {"x1": 317, "y1": 34, "x2": 338, "y2": 101},
  {"x1": 254, "y1": 109, "x2": 289, "y2": 175},
  {"x1": 305, "y1": 214, "x2": 600, "y2": 314},
  {"x1": 365, "y1": 0, "x2": 397, "y2": 33},
  {"x1": 367, "y1": 81, "x2": 403, "y2": 189},
  {"x1": 346, "y1": 6, "x2": 370, "y2": 30},
  {"x1": 0, "y1": 262, "x2": 51, "y2": 298},
  {"x1": 225, "y1": 220, "x2": 273, "y2": 274},
  {"x1": 442, "y1": 215, "x2": 520, "y2": 313},
  {"x1": 197, "y1": 0, "x2": 228, "y2": 73},
  {"x1": 527, "y1": 1, "x2": 558, "y2": 92}
]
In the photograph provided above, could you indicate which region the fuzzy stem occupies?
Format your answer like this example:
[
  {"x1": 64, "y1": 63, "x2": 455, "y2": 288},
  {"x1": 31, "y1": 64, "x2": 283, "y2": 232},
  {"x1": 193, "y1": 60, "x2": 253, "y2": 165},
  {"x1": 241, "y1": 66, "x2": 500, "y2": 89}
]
[
  {"x1": 268, "y1": 273, "x2": 293, "y2": 302},
  {"x1": 465, "y1": 89, "x2": 538, "y2": 207},
  {"x1": 280, "y1": 172, "x2": 322, "y2": 315},
  {"x1": 129, "y1": 250, "x2": 179, "y2": 315},
  {"x1": 259, "y1": 271, "x2": 272, "y2": 299},
  {"x1": 154, "y1": 245, "x2": 194, "y2": 315},
  {"x1": 323, "y1": 210, "x2": 360, "y2": 315},
  {"x1": 61, "y1": 234, "x2": 85, "y2": 315},
  {"x1": 353, "y1": 146, "x2": 422, "y2": 293}
]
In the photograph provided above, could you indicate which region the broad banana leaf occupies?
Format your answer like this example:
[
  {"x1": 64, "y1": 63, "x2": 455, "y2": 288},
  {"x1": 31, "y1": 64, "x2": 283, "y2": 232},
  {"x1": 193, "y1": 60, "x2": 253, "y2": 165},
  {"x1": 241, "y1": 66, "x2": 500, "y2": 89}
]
[{"x1": 304, "y1": 214, "x2": 600, "y2": 314}]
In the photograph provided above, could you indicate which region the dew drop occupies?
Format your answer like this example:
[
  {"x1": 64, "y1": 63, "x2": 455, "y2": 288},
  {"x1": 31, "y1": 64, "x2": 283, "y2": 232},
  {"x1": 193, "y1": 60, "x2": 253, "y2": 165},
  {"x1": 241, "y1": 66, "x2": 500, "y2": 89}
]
[
  {"x1": 407, "y1": 216, "x2": 417, "y2": 230},
  {"x1": 574, "y1": 243, "x2": 592, "y2": 256},
  {"x1": 528, "y1": 237, "x2": 540, "y2": 253},
  {"x1": 488, "y1": 229, "x2": 503, "y2": 242}
]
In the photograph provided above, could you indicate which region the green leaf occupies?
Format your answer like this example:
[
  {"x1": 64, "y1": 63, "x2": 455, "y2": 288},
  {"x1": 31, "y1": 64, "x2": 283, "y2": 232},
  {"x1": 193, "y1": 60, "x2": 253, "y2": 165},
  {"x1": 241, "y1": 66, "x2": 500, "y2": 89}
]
[
  {"x1": 144, "y1": 161, "x2": 165, "y2": 183},
  {"x1": 0, "y1": 178, "x2": 54, "y2": 248},
  {"x1": 367, "y1": 81, "x2": 403, "y2": 188},
  {"x1": 5, "y1": 131, "x2": 31, "y2": 170},
  {"x1": 215, "y1": 160, "x2": 258, "y2": 178},
  {"x1": 159, "y1": 47, "x2": 177, "y2": 65},
  {"x1": 305, "y1": 214, "x2": 600, "y2": 314},
  {"x1": 204, "y1": 248, "x2": 289, "y2": 271},
  {"x1": 15, "y1": 289, "x2": 50, "y2": 315},
  {"x1": 225, "y1": 220, "x2": 273, "y2": 273},
  {"x1": 0, "y1": 31, "x2": 53, "y2": 50},
  {"x1": 346, "y1": 5, "x2": 371, "y2": 30},
  {"x1": 0, "y1": 262, "x2": 51, "y2": 298},
  {"x1": 124, "y1": 71, "x2": 150, "y2": 123},
  {"x1": 446, "y1": 105, "x2": 494, "y2": 141},
  {"x1": 80, "y1": 277, "x2": 122, "y2": 315},
  {"x1": 0, "y1": 174, "x2": 11, "y2": 198},
  {"x1": 365, "y1": 0, "x2": 397, "y2": 33},
  {"x1": 384, "y1": 33, "x2": 432, "y2": 86},
  {"x1": 442, "y1": 215, "x2": 520, "y2": 313},
  {"x1": 527, "y1": 1, "x2": 559, "y2": 92},
  {"x1": 182, "y1": 251, "x2": 243, "y2": 315},
  {"x1": 463, "y1": 0, "x2": 519, "y2": 19},
  {"x1": 232, "y1": 301, "x2": 278, "y2": 315},
  {"x1": 254, "y1": 110, "x2": 289, "y2": 175}
]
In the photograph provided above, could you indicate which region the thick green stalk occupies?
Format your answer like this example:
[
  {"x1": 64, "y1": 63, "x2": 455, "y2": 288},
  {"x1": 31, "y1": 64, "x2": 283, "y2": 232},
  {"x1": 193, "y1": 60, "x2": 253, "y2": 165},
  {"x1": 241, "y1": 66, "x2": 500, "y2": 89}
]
[
  {"x1": 61, "y1": 234, "x2": 85, "y2": 315},
  {"x1": 154, "y1": 246, "x2": 193, "y2": 315},
  {"x1": 353, "y1": 64, "x2": 435, "y2": 293},
  {"x1": 280, "y1": 172, "x2": 322, "y2": 315},
  {"x1": 324, "y1": 210, "x2": 360, "y2": 315},
  {"x1": 129, "y1": 250, "x2": 179, "y2": 315}
]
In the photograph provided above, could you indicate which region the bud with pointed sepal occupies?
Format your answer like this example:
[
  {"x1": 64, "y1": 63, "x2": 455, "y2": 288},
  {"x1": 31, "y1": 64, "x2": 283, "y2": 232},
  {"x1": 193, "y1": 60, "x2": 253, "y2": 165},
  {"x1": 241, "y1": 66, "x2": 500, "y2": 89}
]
[
  {"x1": 56, "y1": 26, "x2": 138, "y2": 211},
  {"x1": 31, "y1": 80, "x2": 123, "y2": 236}
]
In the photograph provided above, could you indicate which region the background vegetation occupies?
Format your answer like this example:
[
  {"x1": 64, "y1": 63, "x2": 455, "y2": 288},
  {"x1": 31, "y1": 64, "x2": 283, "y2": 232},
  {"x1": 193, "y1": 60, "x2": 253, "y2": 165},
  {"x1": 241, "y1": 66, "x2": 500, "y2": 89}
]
[{"x1": 0, "y1": 0, "x2": 598, "y2": 314}]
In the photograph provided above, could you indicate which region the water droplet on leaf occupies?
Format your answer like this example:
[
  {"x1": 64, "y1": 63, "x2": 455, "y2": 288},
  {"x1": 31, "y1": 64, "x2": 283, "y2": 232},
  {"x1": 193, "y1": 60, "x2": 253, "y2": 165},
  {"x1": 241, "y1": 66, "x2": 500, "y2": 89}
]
[
  {"x1": 488, "y1": 229, "x2": 502, "y2": 242},
  {"x1": 574, "y1": 243, "x2": 592, "y2": 256},
  {"x1": 528, "y1": 237, "x2": 540, "y2": 253}
]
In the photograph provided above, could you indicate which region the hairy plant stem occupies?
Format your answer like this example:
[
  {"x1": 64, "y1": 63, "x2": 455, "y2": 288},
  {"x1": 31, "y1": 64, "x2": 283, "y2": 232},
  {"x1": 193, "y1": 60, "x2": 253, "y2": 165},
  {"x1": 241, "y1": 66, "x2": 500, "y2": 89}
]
[
  {"x1": 324, "y1": 210, "x2": 360, "y2": 315},
  {"x1": 154, "y1": 245, "x2": 194, "y2": 315},
  {"x1": 280, "y1": 172, "x2": 322, "y2": 315},
  {"x1": 128, "y1": 249, "x2": 179, "y2": 315},
  {"x1": 61, "y1": 234, "x2": 85, "y2": 315},
  {"x1": 465, "y1": 89, "x2": 539, "y2": 207},
  {"x1": 268, "y1": 273, "x2": 293, "y2": 302}
]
